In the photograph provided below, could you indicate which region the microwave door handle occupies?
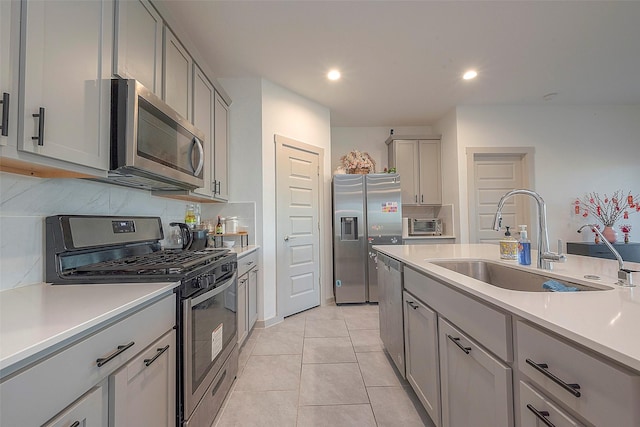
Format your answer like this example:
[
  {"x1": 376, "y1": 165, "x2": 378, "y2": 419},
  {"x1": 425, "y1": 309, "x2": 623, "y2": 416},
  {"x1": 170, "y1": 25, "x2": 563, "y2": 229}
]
[{"x1": 191, "y1": 137, "x2": 204, "y2": 176}]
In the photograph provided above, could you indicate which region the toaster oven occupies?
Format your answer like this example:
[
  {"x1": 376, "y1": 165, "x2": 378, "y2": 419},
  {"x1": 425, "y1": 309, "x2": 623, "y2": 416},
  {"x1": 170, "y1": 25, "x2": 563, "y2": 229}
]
[{"x1": 408, "y1": 218, "x2": 442, "y2": 236}]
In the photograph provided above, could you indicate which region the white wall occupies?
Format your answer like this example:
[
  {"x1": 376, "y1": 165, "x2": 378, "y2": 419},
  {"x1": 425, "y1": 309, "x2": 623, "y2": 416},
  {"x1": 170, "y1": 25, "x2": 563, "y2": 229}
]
[
  {"x1": 220, "y1": 77, "x2": 332, "y2": 323},
  {"x1": 331, "y1": 126, "x2": 433, "y2": 172},
  {"x1": 261, "y1": 79, "x2": 332, "y2": 321},
  {"x1": 454, "y1": 105, "x2": 640, "y2": 246},
  {"x1": 433, "y1": 109, "x2": 460, "y2": 241}
]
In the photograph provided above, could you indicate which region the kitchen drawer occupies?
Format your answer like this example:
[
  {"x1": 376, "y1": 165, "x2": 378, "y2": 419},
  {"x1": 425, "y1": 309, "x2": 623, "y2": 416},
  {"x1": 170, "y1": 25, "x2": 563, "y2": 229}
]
[
  {"x1": 0, "y1": 294, "x2": 175, "y2": 427},
  {"x1": 405, "y1": 267, "x2": 512, "y2": 361},
  {"x1": 516, "y1": 320, "x2": 640, "y2": 427},
  {"x1": 237, "y1": 250, "x2": 258, "y2": 277},
  {"x1": 519, "y1": 381, "x2": 582, "y2": 427}
]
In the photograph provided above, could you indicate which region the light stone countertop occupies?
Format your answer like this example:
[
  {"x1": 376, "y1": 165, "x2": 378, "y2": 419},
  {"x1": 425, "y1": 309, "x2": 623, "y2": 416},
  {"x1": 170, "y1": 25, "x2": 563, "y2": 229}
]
[
  {"x1": 373, "y1": 243, "x2": 640, "y2": 373},
  {"x1": 230, "y1": 245, "x2": 259, "y2": 258},
  {"x1": 0, "y1": 281, "x2": 178, "y2": 378}
]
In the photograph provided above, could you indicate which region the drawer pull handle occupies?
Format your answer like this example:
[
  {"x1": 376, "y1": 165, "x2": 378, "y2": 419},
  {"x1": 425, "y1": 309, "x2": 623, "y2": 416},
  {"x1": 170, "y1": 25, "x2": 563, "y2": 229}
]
[
  {"x1": 144, "y1": 345, "x2": 170, "y2": 367},
  {"x1": 32, "y1": 107, "x2": 45, "y2": 146},
  {"x1": 526, "y1": 404, "x2": 555, "y2": 427},
  {"x1": 0, "y1": 92, "x2": 9, "y2": 136},
  {"x1": 525, "y1": 358, "x2": 581, "y2": 397},
  {"x1": 447, "y1": 334, "x2": 471, "y2": 354},
  {"x1": 96, "y1": 341, "x2": 135, "y2": 367},
  {"x1": 69, "y1": 422, "x2": 80, "y2": 427},
  {"x1": 407, "y1": 301, "x2": 419, "y2": 310}
]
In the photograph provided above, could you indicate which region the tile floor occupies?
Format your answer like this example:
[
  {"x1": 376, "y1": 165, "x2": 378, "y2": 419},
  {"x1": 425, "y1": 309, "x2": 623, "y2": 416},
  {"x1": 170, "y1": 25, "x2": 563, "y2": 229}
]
[{"x1": 213, "y1": 304, "x2": 434, "y2": 427}]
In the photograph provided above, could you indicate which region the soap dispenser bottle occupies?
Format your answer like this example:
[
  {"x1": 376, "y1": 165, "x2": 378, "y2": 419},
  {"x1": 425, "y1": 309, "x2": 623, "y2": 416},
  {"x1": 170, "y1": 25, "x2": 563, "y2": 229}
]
[
  {"x1": 499, "y1": 226, "x2": 518, "y2": 260},
  {"x1": 517, "y1": 225, "x2": 531, "y2": 266}
]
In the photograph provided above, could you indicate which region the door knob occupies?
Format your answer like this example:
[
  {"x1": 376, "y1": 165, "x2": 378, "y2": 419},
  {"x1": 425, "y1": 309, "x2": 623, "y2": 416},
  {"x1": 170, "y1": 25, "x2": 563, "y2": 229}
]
[{"x1": 284, "y1": 235, "x2": 294, "y2": 241}]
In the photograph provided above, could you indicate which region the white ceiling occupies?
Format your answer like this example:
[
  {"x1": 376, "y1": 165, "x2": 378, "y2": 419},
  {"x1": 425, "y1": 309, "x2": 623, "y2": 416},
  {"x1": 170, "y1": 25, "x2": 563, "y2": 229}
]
[{"x1": 158, "y1": 1, "x2": 640, "y2": 127}]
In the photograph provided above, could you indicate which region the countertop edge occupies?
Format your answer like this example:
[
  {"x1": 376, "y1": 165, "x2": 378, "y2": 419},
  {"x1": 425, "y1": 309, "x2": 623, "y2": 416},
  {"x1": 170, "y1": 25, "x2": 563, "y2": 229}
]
[{"x1": 232, "y1": 245, "x2": 259, "y2": 258}]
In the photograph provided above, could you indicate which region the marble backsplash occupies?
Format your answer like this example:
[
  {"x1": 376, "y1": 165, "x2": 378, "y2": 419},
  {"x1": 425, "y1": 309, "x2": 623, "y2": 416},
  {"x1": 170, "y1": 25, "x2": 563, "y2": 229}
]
[{"x1": 0, "y1": 172, "x2": 255, "y2": 290}]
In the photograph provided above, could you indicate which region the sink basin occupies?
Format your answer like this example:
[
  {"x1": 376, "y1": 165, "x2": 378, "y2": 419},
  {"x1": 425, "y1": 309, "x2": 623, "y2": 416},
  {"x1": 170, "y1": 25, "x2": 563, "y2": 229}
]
[{"x1": 430, "y1": 260, "x2": 611, "y2": 292}]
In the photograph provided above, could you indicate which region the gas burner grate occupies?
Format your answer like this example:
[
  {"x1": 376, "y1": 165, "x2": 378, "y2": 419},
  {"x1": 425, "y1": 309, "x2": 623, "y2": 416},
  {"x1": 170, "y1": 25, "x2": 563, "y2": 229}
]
[{"x1": 74, "y1": 249, "x2": 230, "y2": 275}]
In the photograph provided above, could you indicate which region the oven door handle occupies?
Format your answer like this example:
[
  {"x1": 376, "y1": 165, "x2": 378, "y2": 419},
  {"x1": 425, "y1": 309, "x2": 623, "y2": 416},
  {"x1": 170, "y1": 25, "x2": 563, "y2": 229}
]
[{"x1": 191, "y1": 272, "x2": 237, "y2": 306}]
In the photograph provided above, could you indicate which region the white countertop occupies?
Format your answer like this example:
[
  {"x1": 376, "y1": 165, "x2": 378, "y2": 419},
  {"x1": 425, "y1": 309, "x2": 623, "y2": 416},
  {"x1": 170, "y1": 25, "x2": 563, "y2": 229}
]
[
  {"x1": 230, "y1": 245, "x2": 259, "y2": 258},
  {"x1": 373, "y1": 243, "x2": 640, "y2": 372},
  {"x1": 0, "y1": 281, "x2": 178, "y2": 377}
]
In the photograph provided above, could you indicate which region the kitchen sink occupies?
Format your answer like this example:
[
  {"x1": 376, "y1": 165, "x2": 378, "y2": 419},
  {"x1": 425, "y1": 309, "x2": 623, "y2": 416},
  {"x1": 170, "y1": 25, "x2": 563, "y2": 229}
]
[{"x1": 430, "y1": 260, "x2": 612, "y2": 292}]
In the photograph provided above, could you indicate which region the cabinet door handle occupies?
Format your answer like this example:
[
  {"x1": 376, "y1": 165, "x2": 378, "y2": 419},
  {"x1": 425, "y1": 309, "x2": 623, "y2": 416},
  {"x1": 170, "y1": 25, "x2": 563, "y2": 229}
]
[
  {"x1": 69, "y1": 421, "x2": 81, "y2": 427},
  {"x1": 96, "y1": 341, "x2": 135, "y2": 367},
  {"x1": 144, "y1": 345, "x2": 170, "y2": 367},
  {"x1": 415, "y1": 195, "x2": 418, "y2": 203},
  {"x1": 447, "y1": 334, "x2": 471, "y2": 354},
  {"x1": 526, "y1": 404, "x2": 555, "y2": 427},
  {"x1": 421, "y1": 194, "x2": 424, "y2": 203},
  {"x1": 216, "y1": 181, "x2": 221, "y2": 194},
  {"x1": 525, "y1": 358, "x2": 581, "y2": 397},
  {"x1": 245, "y1": 261, "x2": 254, "y2": 266},
  {"x1": 407, "y1": 301, "x2": 419, "y2": 310},
  {"x1": 0, "y1": 92, "x2": 9, "y2": 136},
  {"x1": 32, "y1": 107, "x2": 45, "y2": 146}
]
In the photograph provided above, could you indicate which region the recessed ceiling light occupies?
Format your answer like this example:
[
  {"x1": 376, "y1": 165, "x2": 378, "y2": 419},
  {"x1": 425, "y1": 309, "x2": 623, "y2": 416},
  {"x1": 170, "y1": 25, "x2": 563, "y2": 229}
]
[
  {"x1": 327, "y1": 69, "x2": 341, "y2": 81},
  {"x1": 463, "y1": 70, "x2": 478, "y2": 80}
]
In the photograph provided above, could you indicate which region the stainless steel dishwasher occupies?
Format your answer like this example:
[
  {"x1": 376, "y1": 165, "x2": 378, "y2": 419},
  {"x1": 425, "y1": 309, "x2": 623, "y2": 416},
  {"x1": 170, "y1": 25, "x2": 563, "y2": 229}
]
[{"x1": 377, "y1": 252, "x2": 405, "y2": 378}]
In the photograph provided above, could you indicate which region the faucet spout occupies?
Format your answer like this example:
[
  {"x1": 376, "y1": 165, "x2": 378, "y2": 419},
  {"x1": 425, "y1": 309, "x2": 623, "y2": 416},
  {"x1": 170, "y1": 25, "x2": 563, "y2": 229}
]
[
  {"x1": 577, "y1": 224, "x2": 635, "y2": 287},
  {"x1": 577, "y1": 224, "x2": 624, "y2": 270},
  {"x1": 494, "y1": 189, "x2": 562, "y2": 270}
]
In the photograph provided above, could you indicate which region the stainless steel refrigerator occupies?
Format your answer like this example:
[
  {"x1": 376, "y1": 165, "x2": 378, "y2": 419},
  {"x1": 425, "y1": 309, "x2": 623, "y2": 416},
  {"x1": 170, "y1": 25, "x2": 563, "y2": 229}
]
[{"x1": 332, "y1": 173, "x2": 402, "y2": 303}]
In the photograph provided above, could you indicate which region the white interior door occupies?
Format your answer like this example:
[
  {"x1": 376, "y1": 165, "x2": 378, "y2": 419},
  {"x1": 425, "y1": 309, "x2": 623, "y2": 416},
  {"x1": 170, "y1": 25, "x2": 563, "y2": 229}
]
[
  {"x1": 276, "y1": 136, "x2": 321, "y2": 317},
  {"x1": 469, "y1": 153, "x2": 530, "y2": 244}
]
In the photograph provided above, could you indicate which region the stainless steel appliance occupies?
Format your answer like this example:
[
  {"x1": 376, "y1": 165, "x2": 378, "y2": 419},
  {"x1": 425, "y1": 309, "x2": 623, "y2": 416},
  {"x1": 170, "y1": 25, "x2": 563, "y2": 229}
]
[
  {"x1": 408, "y1": 218, "x2": 442, "y2": 236},
  {"x1": 45, "y1": 215, "x2": 238, "y2": 426},
  {"x1": 332, "y1": 173, "x2": 402, "y2": 303},
  {"x1": 377, "y1": 252, "x2": 405, "y2": 377},
  {"x1": 106, "y1": 79, "x2": 205, "y2": 191}
]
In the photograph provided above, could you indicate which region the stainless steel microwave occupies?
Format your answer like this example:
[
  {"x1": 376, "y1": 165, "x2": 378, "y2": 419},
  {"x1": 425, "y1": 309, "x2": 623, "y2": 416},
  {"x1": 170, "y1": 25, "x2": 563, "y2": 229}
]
[
  {"x1": 106, "y1": 79, "x2": 205, "y2": 191},
  {"x1": 409, "y1": 218, "x2": 442, "y2": 236}
]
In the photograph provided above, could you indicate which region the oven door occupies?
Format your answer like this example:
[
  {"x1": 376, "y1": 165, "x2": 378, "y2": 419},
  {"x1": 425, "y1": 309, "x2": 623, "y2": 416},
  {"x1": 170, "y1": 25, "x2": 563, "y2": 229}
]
[{"x1": 183, "y1": 271, "x2": 237, "y2": 418}]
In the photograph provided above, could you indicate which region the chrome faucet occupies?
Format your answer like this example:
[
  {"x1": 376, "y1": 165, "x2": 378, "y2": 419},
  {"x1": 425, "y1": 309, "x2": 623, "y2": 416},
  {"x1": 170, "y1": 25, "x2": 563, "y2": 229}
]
[
  {"x1": 493, "y1": 189, "x2": 566, "y2": 270},
  {"x1": 577, "y1": 224, "x2": 636, "y2": 287}
]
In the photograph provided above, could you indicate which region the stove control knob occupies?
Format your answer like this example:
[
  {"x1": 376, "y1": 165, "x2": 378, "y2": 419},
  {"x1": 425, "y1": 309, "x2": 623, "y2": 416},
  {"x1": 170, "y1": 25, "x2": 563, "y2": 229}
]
[{"x1": 194, "y1": 276, "x2": 205, "y2": 289}]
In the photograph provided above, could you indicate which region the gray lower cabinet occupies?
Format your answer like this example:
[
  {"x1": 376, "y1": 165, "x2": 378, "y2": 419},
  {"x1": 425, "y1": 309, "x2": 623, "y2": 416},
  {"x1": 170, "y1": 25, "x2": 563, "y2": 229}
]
[
  {"x1": 0, "y1": 294, "x2": 175, "y2": 426},
  {"x1": 403, "y1": 291, "x2": 440, "y2": 427},
  {"x1": 237, "y1": 274, "x2": 248, "y2": 345},
  {"x1": 237, "y1": 250, "x2": 259, "y2": 346},
  {"x1": 439, "y1": 318, "x2": 513, "y2": 427},
  {"x1": 248, "y1": 267, "x2": 259, "y2": 330},
  {"x1": 44, "y1": 385, "x2": 107, "y2": 427},
  {"x1": 109, "y1": 329, "x2": 176, "y2": 426},
  {"x1": 519, "y1": 381, "x2": 581, "y2": 427}
]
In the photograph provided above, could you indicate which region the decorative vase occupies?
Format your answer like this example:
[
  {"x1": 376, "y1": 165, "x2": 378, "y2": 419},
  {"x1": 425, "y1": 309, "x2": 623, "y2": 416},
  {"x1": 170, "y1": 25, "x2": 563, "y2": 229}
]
[
  {"x1": 349, "y1": 167, "x2": 370, "y2": 175},
  {"x1": 624, "y1": 233, "x2": 630, "y2": 244},
  {"x1": 602, "y1": 226, "x2": 618, "y2": 244}
]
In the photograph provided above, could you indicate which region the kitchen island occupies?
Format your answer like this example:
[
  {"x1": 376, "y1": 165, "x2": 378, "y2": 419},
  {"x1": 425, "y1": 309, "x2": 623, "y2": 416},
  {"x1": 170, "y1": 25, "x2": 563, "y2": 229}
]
[{"x1": 374, "y1": 243, "x2": 640, "y2": 427}]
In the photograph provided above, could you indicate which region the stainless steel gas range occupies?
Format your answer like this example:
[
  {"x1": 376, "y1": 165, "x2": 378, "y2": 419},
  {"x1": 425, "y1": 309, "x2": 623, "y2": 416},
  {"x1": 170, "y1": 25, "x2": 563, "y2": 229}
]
[{"x1": 45, "y1": 215, "x2": 238, "y2": 426}]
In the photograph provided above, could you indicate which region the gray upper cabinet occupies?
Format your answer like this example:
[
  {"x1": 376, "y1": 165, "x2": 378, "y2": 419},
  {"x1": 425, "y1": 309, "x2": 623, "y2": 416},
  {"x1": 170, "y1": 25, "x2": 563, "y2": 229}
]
[
  {"x1": 163, "y1": 26, "x2": 192, "y2": 121},
  {"x1": 0, "y1": 0, "x2": 19, "y2": 149},
  {"x1": 114, "y1": 0, "x2": 163, "y2": 94},
  {"x1": 19, "y1": 0, "x2": 113, "y2": 171},
  {"x1": 192, "y1": 64, "x2": 215, "y2": 197},
  {"x1": 387, "y1": 137, "x2": 442, "y2": 205},
  {"x1": 213, "y1": 92, "x2": 229, "y2": 201}
]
